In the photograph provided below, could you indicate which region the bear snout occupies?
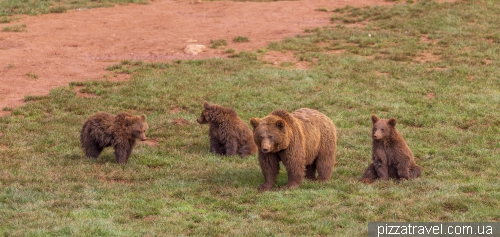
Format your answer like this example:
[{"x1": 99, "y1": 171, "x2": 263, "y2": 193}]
[{"x1": 260, "y1": 140, "x2": 272, "y2": 153}]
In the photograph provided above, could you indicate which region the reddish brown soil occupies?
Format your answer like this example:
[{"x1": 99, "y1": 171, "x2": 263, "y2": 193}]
[{"x1": 0, "y1": 0, "x2": 395, "y2": 115}]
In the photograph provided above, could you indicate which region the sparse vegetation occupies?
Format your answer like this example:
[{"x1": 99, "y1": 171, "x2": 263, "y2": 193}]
[
  {"x1": 25, "y1": 72, "x2": 38, "y2": 80},
  {"x1": 2, "y1": 24, "x2": 26, "y2": 32},
  {"x1": 209, "y1": 38, "x2": 228, "y2": 49},
  {"x1": 0, "y1": 16, "x2": 11, "y2": 23},
  {"x1": 233, "y1": 36, "x2": 249, "y2": 43},
  {"x1": 225, "y1": 48, "x2": 236, "y2": 54},
  {"x1": 49, "y1": 5, "x2": 68, "y2": 14},
  {"x1": 0, "y1": 1, "x2": 499, "y2": 236}
]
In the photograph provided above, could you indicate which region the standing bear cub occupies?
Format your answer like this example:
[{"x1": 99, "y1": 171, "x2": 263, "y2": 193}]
[
  {"x1": 197, "y1": 102, "x2": 257, "y2": 157},
  {"x1": 361, "y1": 115, "x2": 422, "y2": 183},
  {"x1": 250, "y1": 108, "x2": 337, "y2": 191},
  {"x1": 80, "y1": 112, "x2": 148, "y2": 164}
]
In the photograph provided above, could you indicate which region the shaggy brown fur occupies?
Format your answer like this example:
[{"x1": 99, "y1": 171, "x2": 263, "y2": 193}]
[
  {"x1": 197, "y1": 101, "x2": 257, "y2": 157},
  {"x1": 80, "y1": 112, "x2": 148, "y2": 164},
  {"x1": 250, "y1": 108, "x2": 337, "y2": 191},
  {"x1": 361, "y1": 114, "x2": 422, "y2": 183}
]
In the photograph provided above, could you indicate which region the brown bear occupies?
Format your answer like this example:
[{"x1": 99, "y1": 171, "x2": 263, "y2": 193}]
[
  {"x1": 80, "y1": 112, "x2": 148, "y2": 164},
  {"x1": 250, "y1": 108, "x2": 337, "y2": 191},
  {"x1": 361, "y1": 114, "x2": 422, "y2": 183},
  {"x1": 197, "y1": 101, "x2": 257, "y2": 157}
]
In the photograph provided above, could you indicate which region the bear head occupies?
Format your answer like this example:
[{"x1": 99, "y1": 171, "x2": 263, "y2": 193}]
[
  {"x1": 371, "y1": 114, "x2": 396, "y2": 141},
  {"x1": 126, "y1": 114, "x2": 148, "y2": 141},
  {"x1": 250, "y1": 110, "x2": 293, "y2": 153},
  {"x1": 197, "y1": 101, "x2": 236, "y2": 124}
]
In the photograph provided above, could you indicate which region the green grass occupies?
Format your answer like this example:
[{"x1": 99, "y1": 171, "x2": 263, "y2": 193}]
[{"x1": 1, "y1": 1, "x2": 500, "y2": 236}]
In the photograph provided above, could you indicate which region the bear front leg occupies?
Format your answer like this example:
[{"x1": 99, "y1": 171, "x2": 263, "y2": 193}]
[
  {"x1": 361, "y1": 163, "x2": 378, "y2": 183},
  {"x1": 375, "y1": 162, "x2": 389, "y2": 181},
  {"x1": 114, "y1": 144, "x2": 130, "y2": 164},
  {"x1": 280, "y1": 152, "x2": 305, "y2": 189},
  {"x1": 258, "y1": 152, "x2": 280, "y2": 191}
]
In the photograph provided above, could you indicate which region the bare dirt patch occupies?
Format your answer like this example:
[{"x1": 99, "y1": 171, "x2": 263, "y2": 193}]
[
  {"x1": 0, "y1": 0, "x2": 394, "y2": 113},
  {"x1": 172, "y1": 118, "x2": 190, "y2": 126}
]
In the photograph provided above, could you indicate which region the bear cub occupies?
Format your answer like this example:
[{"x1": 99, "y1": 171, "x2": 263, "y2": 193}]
[
  {"x1": 361, "y1": 114, "x2": 422, "y2": 183},
  {"x1": 250, "y1": 108, "x2": 337, "y2": 191},
  {"x1": 80, "y1": 112, "x2": 148, "y2": 164},
  {"x1": 197, "y1": 102, "x2": 257, "y2": 157}
]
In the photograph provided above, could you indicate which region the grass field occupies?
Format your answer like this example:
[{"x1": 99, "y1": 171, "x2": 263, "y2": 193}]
[{"x1": 1, "y1": 0, "x2": 499, "y2": 236}]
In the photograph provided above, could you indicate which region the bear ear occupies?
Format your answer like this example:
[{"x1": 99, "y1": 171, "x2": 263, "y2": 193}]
[
  {"x1": 276, "y1": 119, "x2": 286, "y2": 131},
  {"x1": 389, "y1": 118, "x2": 397, "y2": 127},
  {"x1": 271, "y1": 110, "x2": 294, "y2": 125},
  {"x1": 203, "y1": 101, "x2": 211, "y2": 110},
  {"x1": 250, "y1": 118, "x2": 260, "y2": 129},
  {"x1": 141, "y1": 114, "x2": 146, "y2": 122},
  {"x1": 371, "y1": 114, "x2": 379, "y2": 123}
]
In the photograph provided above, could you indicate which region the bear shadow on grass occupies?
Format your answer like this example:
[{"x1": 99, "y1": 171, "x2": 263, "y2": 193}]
[
  {"x1": 80, "y1": 151, "x2": 117, "y2": 164},
  {"x1": 201, "y1": 156, "x2": 322, "y2": 190}
]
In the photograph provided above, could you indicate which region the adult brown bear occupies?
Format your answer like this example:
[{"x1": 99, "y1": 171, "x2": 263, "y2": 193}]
[
  {"x1": 250, "y1": 108, "x2": 337, "y2": 191},
  {"x1": 361, "y1": 114, "x2": 422, "y2": 183},
  {"x1": 80, "y1": 112, "x2": 148, "y2": 164}
]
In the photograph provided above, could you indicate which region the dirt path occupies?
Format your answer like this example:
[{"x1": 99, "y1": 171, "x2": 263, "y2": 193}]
[{"x1": 0, "y1": 0, "x2": 392, "y2": 115}]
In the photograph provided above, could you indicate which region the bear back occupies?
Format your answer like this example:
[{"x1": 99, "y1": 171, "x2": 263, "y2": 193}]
[{"x1": 197, "y1": 101, "x2": 238, "y2": 125}]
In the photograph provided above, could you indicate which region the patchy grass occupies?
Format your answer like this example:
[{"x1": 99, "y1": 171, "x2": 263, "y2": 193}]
[
  {"x1": 2, "y1": 23, "x2": 26, "y2": 32},
  {"x1": 233, "y1": 36, "x2": 250, "y2": 43},
  {"x1": 0, "y1": 0, "x2": 148, "y2": 16},
  {"x1": 1, "y1": 1, "x2": 500, "y2": 236},
  {"x1": 25, "y1": 72, "x2": 38, "y2": 80},
  {"x1": 209, "y1": 39, "x2": 228, "y2": 49}
]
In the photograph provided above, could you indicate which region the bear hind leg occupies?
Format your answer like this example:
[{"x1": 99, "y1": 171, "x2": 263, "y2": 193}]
[
  {"x1": 83, "y1": 141, "x2": 104, "y2": 159},
  {"x1": 315, "y1": 150, "x2": 335, "y2": 182},
  {"x1": 114, "y1": 145, "x2": 132, "y2": 164},
  {"x1": 305, "y1": 162, "x2": 317, "y2": 180},
  {"x1": 409, "y1": 163, "x2": 422, "y2": 179}
]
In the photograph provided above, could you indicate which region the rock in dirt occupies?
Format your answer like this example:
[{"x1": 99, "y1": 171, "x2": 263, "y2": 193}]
[{"x1": 184, "y1": 44, "x2": 207, "y2": 55}]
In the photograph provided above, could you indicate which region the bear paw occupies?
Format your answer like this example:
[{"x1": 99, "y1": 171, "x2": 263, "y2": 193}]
[
  {"x1": 360, "y1": 178, "x2": 374, "y2": 184},
  {"x1": 258, "y1": 183, "x2": 273, "y2": 191}
]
